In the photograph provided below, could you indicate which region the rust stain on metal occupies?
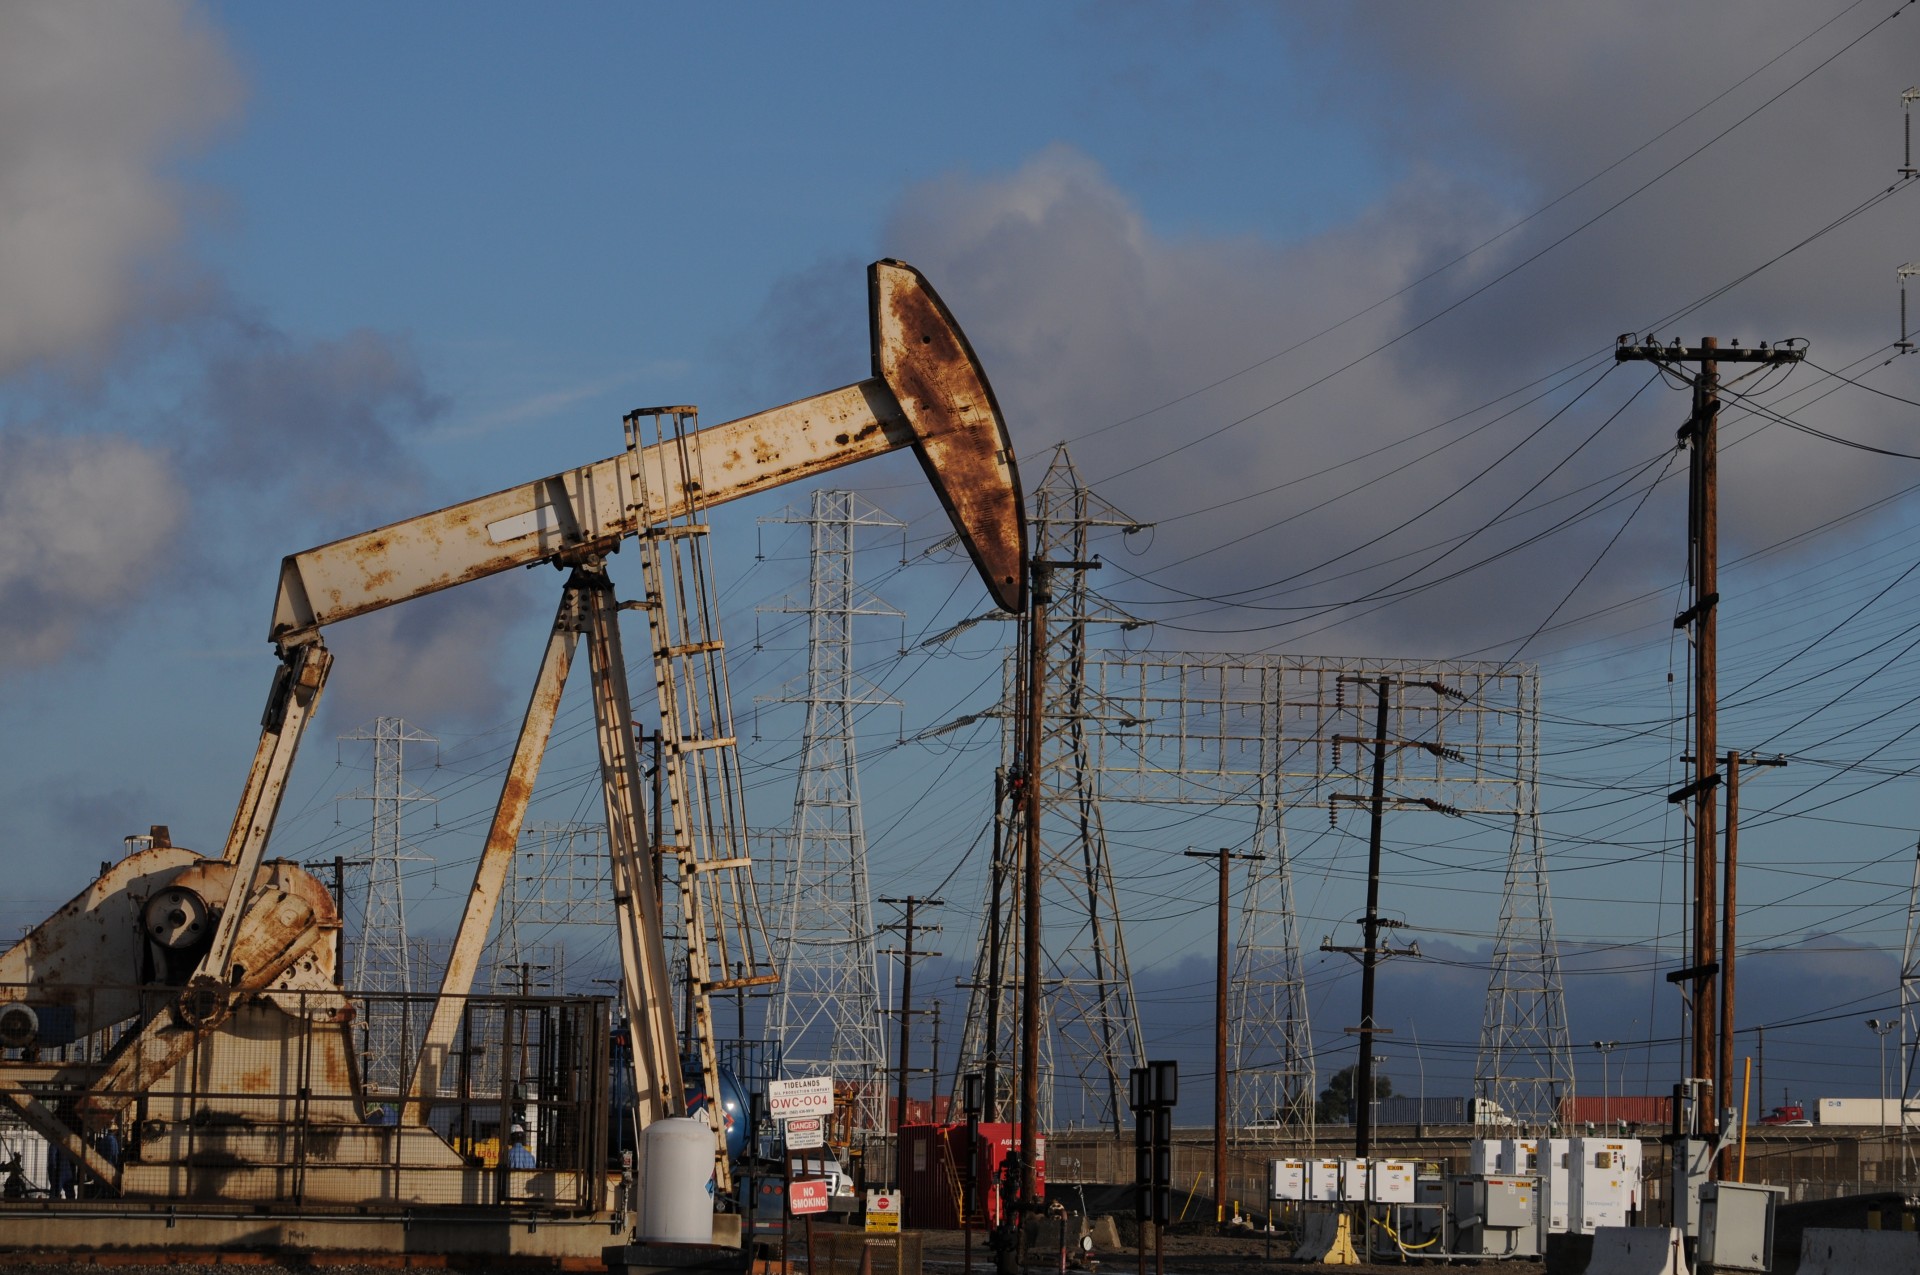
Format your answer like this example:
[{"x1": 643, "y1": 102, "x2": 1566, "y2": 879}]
[{"x1": 874, "y1": 261, "x2": 1027, "y2": 612}]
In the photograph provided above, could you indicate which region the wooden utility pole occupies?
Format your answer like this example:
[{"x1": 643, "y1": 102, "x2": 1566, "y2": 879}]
[
  {"x1": 1014, "y1": 555, "x2": 1099, "y2": 1230},
  {"x1": 983, "y1": 767, "x2": 1007, "y2": 1124},
  {"x1": 1019, "y1": 561, "x2": 1050, "y2": 1230},
  {"x1": 306, "y1": 854, "x2": 368, "y2": 985},
  {"x1": 1617, "y1": 335, "x2": 1802, "y2": 1142},
  {"x1": 1185, "y1": 847, "x2": 1263, "y2": 1222},
  {"x1": 1324, "y1": 675, "x2": 1436, "y2": 1157},
  {"x1": 880, "y1": 896, "x2": 943, "y2": 1142},
  {"x1": 1356, "y1": 677, "x2": 1391, "y2": 1159}
]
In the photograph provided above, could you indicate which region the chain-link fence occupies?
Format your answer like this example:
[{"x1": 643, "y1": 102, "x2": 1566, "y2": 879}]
[{"x1": 0, "y1": 982, "x2": 608, "y2": 1211}]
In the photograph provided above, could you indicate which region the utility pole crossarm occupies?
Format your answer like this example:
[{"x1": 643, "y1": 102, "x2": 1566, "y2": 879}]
[{"x1": 1614, "y1": 338, "x2": 1805, "y2": 368}]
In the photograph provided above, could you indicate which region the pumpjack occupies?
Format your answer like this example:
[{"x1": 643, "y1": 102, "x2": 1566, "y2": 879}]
[{"x1": 0, "y1": 261, "x2": 1025, "y2": 1258}]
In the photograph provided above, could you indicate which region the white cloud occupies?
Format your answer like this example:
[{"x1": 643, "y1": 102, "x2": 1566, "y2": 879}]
[
  {"x1": 833, "y1": 114, "x2": 1918, "y2": 657},
  {"x1": 0, "y1": 5, "x2": 458, "y2": 682},
  {"x1": 0, "y1": 431, "x2": 185, "y2": 670},
  {"x1": 0, "y1": 0, "x2": 241, "y2": 377},
  {"x1": 317, "y1": 574, "x2": 533, "y2": 734}
]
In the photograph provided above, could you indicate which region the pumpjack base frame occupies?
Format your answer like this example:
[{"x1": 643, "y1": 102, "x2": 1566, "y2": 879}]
[{"x1": 0, "y1": 1203, "x2": 629, "y2": 1266}]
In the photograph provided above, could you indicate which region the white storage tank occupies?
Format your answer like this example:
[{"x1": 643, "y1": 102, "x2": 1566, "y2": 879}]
[{"x1": 638, "y1": 1117, "x2": 713, "y2": 1243}]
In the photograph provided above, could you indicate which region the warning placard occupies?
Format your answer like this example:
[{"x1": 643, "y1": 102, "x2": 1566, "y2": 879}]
[
  {"x1": 865, "y1": 1190, "x2": 901, "y2": 1233},
  {"x1": 791, "y1": 1178, "x2": 830, "y2": 1216},
  {"x1": 784, "y1": 1114, "x2": 825, "y2": 1150}
]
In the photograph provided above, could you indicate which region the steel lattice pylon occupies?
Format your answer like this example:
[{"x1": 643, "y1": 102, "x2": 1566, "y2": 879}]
[
  {"x1": 760, "y1": 490, "x2": 900, "y2": 1133},
  {"x1": 1475, "y1": 672, "x2": 1574, "y2": 1132},
  {"x1": 957, "y1": 446, "x2": 1145, "y2": 1135},
  {"x1": 338, "y1": 716, "x2": 437, "y2": 1098},
  {"x1": 1228, "y1": 758, "x2": 1315, "y2": 1149}
]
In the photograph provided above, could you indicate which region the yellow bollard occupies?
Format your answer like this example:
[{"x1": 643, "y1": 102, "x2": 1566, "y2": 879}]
[{"x1": 1324, "y1": 1212, "x2": 1362, "y2": 1265}]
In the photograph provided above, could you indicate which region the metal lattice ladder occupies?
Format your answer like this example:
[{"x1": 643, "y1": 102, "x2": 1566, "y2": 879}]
[{"x1": 622, "y1": 405, "x2": 779, "y2": 1192}]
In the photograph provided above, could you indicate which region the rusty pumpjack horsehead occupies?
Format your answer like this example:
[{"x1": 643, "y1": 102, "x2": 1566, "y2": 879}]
[{"x1": 0, "y1": 260, "x2": 1027, "y2": 1200}]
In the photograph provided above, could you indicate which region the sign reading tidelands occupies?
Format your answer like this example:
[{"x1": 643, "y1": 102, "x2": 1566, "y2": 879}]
[
  {"x1": 784, "y1": 1115, "x2": 825, "y2": 1150},
  {"x1": 768, "y1": 1075, "x2": 835, "y2": 1120}
]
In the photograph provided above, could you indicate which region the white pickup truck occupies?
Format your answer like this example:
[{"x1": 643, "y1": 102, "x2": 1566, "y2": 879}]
[{"x1": 793, "y1": 1154, "x2": 859, "y2": 1220}]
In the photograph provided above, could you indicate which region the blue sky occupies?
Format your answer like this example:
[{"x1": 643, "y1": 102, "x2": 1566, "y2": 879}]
[{"x1": 4, "y1": 2, "x2": 1920, "y2": 1123}]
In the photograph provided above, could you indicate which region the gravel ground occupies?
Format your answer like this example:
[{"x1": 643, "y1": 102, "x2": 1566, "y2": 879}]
[
  {"x1": 910, "y1": 1223, "x2": 1546, "y2": 1275},
  {"x1": 0, "y1": 1225, "x2": 1549, "y2": 1275}
]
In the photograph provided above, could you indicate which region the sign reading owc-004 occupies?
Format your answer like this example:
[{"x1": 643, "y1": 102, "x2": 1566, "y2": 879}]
[{"x1": 768, "y1": 1075, "x2": 835, "y2": 1120}]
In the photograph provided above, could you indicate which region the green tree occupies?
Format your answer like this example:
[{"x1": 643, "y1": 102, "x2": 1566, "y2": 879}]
[{"x1": 1315, "y1": 1064, "x2": 1393, "y2": 1124}]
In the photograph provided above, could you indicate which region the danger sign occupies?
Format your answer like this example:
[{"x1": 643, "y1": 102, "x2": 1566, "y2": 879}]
[
  {"x1": 784, "y1": 1115, "x2": 825, "y2": 1149},
  {"x1": 768, "y1": 1075, "x2": 835, "y2": 1119},
  {"x1": 791, "y1": 1178, "x2": 831, "y2": 1216}
]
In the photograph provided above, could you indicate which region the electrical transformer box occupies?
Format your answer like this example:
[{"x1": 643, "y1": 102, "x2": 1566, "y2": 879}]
[
  {"x1": 1543, "y1": 1137, "x2": 1571, "y2": 1233},
  {"x1": 1340, "y1": 1159, "x2": 1368, "y2": 1202},
  {"x1": 1497, "y1": 1137, "x2": 1539, "y2": 1174},
  {"x1": 1450, "y1": 1174, "x2": 1541, "y2": 1259},
  {"x1": 1486, "y1": 1177, "x2": 1537, "y2": 1229},
  {"x1": 1699, "y1": 1180, "x2": 1783, "y2": 1272},
  {"x1": 1308, "y1": 1159, "x2": 1342, "y2": 1202},
  {"x1": 1569, "y1": 1137, "x2": 1643, "y2": 1233},
  {"x1": 1368, "y1": 1160, "x2": 1415, "y2": 1204},
  {"x1": 1268, "y1": 1159, "x2": 1304, "y2": 1202}
]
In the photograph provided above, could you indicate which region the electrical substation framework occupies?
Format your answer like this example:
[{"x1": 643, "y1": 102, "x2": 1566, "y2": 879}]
[{"x1": 1084, "y1": 652, "x2": 1571, "y2": 1138}]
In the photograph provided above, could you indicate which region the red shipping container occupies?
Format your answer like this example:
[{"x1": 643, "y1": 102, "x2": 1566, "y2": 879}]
[
  {"x1": 900, "y1": 1123, "x2": 1045, "y2": 1229},
  {"x1": 1559, "y1": 1095, "x2": 1672, "y2": 1127}
]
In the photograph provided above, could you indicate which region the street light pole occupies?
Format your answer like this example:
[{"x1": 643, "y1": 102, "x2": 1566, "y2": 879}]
[
  {"x1": 1871, "y1": 1018, "x2": 1898, "y2": 1149},
  {"x1": 1592, "y1": 1041, "x2": 1618, "y2": 1130}
]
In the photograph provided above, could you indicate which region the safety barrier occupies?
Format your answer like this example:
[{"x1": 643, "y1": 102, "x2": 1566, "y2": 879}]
[
  {"x1": 1586, "y1": 1226, "x2": 1689, "y2": 1275},
  {"x1": 1797, "y1": 1227, "x2": 1920, "y2": 1275}
]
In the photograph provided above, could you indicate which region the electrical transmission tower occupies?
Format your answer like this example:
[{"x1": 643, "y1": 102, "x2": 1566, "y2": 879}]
[
  {"x1": 1229, "y1": 752, "x2": 1314, "y2": 1148},
  {"x1": 1475, "y1": 673, "x2": 1574, "y2": 1133},
  {"x1": 760, "y1": 490, "x2": 900, "y2": 1134},
  {"x1": 957, "y1": 445, "x2": 1146, "y2": 1134},
  {"x1": 339, "y1": 716, "x2": 437, "y2": 1098}
]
